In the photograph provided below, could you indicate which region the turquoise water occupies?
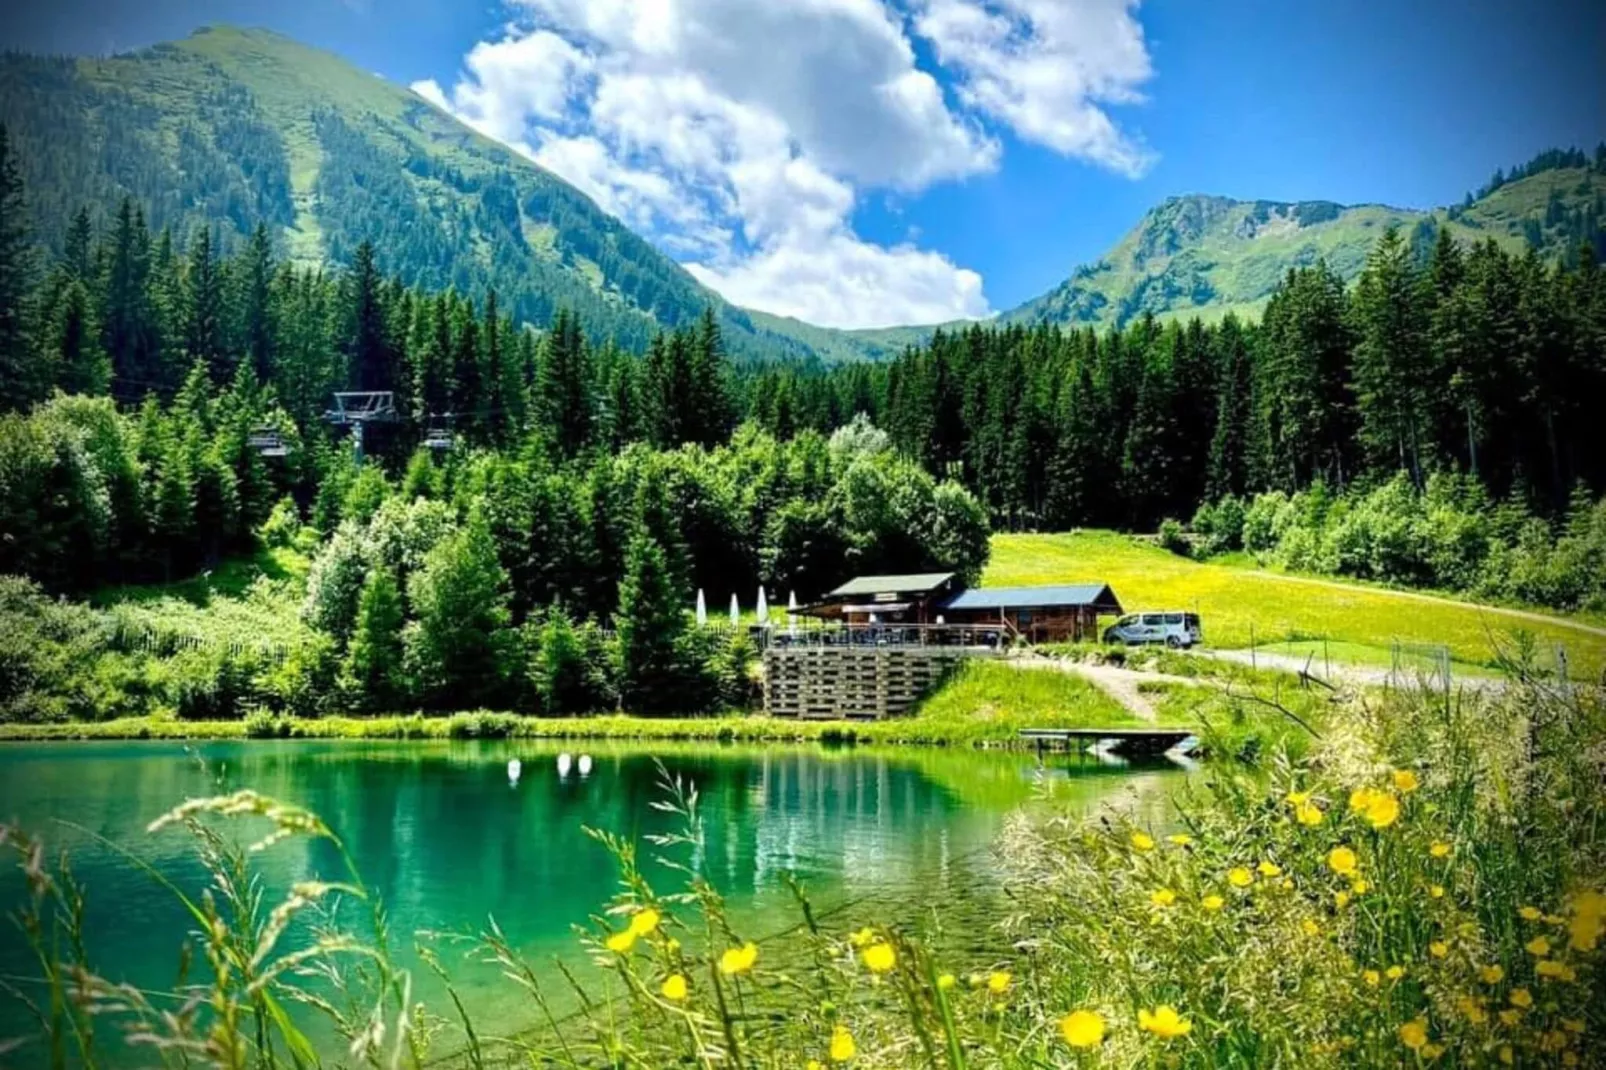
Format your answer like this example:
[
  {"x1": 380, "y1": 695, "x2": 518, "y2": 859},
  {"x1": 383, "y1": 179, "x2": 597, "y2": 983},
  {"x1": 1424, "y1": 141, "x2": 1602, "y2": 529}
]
[{"x1": 0, "y1": 738, "x2": 1187, "y2": 1059}]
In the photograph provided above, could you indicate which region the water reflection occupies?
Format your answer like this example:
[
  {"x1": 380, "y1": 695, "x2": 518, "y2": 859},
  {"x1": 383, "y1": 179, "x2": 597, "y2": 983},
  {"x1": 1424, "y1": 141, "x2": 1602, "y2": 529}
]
[{"x1": 0, "y1": 738, "x2": 1189, "y2": 1058}]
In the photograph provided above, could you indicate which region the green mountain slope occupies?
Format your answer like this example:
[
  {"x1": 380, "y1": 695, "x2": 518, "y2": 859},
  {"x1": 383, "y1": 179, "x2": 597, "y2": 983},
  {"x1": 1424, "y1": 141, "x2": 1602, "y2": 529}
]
[
  {"x1": 0, "y1": 25, "x2": 839, "y2": 360},
  {"x1": 1007, "y1": 164, "x2": 1606, "y2": 329}
]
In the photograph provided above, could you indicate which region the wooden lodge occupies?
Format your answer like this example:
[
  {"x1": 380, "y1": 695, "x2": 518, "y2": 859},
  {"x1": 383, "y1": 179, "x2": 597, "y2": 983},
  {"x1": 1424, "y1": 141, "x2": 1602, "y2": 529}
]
[{"x1": 795, "y1": 573, "x2": 1123, "y2": 644}]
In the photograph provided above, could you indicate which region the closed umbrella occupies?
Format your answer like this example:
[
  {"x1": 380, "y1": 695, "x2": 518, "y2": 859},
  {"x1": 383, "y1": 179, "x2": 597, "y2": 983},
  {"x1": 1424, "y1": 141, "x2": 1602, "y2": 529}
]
[
  {"x1": 695, "y1": 588, "x2": 707, "y2": 627},
  {"x1": 757, "y1": 586, "x2": 769, "y2": 625}
]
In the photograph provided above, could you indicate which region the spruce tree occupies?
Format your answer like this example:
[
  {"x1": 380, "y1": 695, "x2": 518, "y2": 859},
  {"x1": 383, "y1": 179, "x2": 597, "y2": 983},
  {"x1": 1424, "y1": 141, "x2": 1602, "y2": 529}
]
[
  {"x1": 614, "y1": 530, "x2": 689, "y2": 716},
  {"x1": 0, "y1": 124, "x2": 40, "y2": 412},
  {"x1": 184, "y1": 227, "x2": 229, "y2": 383},
  {"x1": 344, "y1": 567, "x2": 407, "y2": 712}
]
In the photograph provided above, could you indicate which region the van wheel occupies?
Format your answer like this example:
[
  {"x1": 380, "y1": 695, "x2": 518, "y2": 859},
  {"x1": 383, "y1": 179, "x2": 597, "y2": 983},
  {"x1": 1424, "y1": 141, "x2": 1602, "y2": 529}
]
[{"x1": 1166, "y1": 636, "x2": 1183, "y2": 649}]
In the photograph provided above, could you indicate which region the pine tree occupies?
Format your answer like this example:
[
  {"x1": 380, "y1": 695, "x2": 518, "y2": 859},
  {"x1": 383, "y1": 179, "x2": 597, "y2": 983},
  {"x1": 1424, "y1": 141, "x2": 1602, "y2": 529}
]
[
  {"x1": 614, "y1": 530, "x2": 689, "y2": 716},
  {"x1": 404, "y1": 510, "x2": 514, "y2": 709},
  {"x1": 100, "y1": 201, "x2": 159, "y2": 398},
  {"x1": 184, "y1": 227, "x2": 229, "y2": 384},
  {"x1": 0, "y1": 124, "x2": 41, "y2": 412},
  {"x1": 343, "y1": 567, "x2": 407, "y2": 712},
  {"x1": 450, "y1": 294, "x2": 484, "y2": 441},
  {"x1": 1206, "y1": 313, "x2": 1251, "y2": 499},
  {"x1": 343, "y1": 240, "x2": 390, "y2": 392},
  {"x1": 1350, "y1": 227, "x2": 1433, "y2": 482},
  {"x1": 50, "y1": 277, "x2": 108, "y2": 395},
  {"x1": 535, "y1": 307, "x2": 593, "y2": 456},
  {"x1": 239, "y1": 223, "x2": 277, "y2": 382}
]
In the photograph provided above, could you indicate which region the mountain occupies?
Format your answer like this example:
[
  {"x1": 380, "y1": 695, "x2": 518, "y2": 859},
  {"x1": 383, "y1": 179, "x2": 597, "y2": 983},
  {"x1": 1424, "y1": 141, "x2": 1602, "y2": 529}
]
[
  {"x1": 1006, "y1": 159, "x2": 1606, "y2": 329},
  {"x1": 0, "y1": 25, "x2": 844, "y2": 361}
]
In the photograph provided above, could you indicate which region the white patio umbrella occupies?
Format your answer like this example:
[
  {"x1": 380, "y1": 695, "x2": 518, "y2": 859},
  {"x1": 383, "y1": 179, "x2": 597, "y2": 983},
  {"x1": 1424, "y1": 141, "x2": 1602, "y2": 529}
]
[
  {"x1": 757, "y1": 586, "x2": 769, "y2": 625},
  {"x1": 729, "y1": 593, "x2": 740, "y2": 627},
  {"x1": 787, "y1": 590, "x2": 798, "y2": 636},
  {"x1": 695, "y1": 588, "x2": 707, "y2": 627}
]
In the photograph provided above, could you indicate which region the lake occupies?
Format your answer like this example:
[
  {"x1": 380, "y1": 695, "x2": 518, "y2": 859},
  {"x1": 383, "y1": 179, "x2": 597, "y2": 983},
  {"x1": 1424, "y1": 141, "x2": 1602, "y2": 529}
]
[{"x1": 0, "y1": 738, "x2": 1190, "y2": 1060}]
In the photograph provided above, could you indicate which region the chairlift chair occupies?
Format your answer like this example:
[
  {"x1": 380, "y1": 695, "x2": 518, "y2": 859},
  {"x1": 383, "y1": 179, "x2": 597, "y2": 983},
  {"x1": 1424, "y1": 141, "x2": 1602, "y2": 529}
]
[
  {"x1": 246, "y1": 427, "x2": 289, "y2": 458},
  {"x1": 424, "y1": 412, "x2": 456, "y2": 452}
]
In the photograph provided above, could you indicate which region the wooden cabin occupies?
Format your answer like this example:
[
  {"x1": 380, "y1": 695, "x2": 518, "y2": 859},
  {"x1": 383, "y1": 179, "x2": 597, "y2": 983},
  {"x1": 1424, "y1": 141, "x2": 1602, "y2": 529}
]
[{"x1": 796, "y1": 574, "x2": 1122, "y2": 643}]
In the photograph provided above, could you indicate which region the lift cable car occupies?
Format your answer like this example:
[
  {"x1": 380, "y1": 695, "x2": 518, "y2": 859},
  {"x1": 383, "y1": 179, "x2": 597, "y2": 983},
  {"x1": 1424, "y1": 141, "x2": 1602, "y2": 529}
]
[
  {"x1": 246, "y1": 427, "x2": 289, "y2": 458},
  {"x1": 424, "y1": 411, "x2": 457, "y2": 453},
  {"x1": 323, "y1": 391, "x2": 398, "y2": 464}
]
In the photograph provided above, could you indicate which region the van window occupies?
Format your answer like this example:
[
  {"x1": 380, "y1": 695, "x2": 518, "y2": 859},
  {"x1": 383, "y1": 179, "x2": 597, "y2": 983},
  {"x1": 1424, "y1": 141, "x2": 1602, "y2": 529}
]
[
  {"x1": 1141, "y1": 614, "x2": 1163, "y2": 625},
  {"x1": 1185, "y1": 614, "x2": 1200, "y2": 627},
  {"x1": 1118, "y1": 615, "x2": 1136, "y2": 626},
  {"x1": 1163, "y1": 613, "x2": 1183, "y2": 624}
]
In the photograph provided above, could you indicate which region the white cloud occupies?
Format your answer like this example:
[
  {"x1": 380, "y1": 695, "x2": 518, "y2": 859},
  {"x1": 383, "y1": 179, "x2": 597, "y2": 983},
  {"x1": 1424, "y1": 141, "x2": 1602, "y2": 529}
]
[
  {"x1": 421, "y1": 0, "x2": 1155, "y2": 327},
  {"x1": 912, "y1": 0, "x2": 1155, "y2": 177}
]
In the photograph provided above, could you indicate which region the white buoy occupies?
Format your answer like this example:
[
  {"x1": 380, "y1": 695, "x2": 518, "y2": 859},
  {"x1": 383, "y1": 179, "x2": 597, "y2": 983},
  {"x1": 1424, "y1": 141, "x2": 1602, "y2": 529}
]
[
  {"x1": 578, "y1": 754, "x2": 593, "y2": 777},
  {"x1": 696, "y1": 588, "x2": 708, "y2": 627},
  {"x1": 507, "y1": 758, "x2": 522, "y2": 785},
  {"x1": 757, "y1": 586, "x2": 769, "y2": 625},
  {"x1": 729, "y1": 593, "x2": 740, "y2": 627},
  {"x1": 557, "y1": 752, "x2": 573, "y2": 778}
]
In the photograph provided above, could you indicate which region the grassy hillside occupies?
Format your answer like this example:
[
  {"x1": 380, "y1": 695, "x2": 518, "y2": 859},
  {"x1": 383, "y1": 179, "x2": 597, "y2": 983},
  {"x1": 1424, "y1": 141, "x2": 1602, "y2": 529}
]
[
  {"x1": 0, "y1": 25, "x2": 850, "y2": 362},
  {"x1": 984, "y1": 531, "x2": 1606, "y2": 679},
  {"x1": 1005, "y1": 166, "x2": 1606, "y2": 330}
]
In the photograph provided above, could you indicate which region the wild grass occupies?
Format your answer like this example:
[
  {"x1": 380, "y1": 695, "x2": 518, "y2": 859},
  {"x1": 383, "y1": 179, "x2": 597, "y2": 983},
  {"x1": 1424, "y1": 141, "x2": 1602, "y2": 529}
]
[
  {"x1": 5, "y1": 658, "x2": 1601, "y2": 1067},
  {"x1": 985, "y1": 531, "x2": 1606, "y2": 680}
]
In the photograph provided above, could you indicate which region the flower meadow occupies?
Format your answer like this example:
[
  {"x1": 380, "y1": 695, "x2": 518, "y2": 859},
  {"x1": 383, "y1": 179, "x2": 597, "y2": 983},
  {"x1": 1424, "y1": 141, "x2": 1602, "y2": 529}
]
[{"x1": 2, "y1": 661, "x2": 1602, "y2": 1067}]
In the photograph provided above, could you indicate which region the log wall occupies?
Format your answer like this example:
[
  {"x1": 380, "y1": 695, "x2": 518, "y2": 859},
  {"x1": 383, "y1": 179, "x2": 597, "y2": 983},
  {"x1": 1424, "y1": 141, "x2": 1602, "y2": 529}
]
[{"x1": 762, "y1": 647, "x2": 983, "y2": 720}]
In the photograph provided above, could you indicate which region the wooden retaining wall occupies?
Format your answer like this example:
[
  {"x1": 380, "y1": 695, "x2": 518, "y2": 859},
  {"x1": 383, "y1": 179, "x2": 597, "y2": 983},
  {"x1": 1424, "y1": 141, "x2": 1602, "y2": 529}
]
[{"x1": 762, "y1": 646, "x2": 985, "y2": 720}]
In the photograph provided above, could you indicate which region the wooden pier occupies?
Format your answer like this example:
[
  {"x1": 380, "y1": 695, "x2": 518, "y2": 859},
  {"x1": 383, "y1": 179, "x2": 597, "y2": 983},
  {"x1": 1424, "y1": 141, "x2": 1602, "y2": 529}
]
[{"x1": 1019, "y1": 728, "x2": 1199, "y2": 756}]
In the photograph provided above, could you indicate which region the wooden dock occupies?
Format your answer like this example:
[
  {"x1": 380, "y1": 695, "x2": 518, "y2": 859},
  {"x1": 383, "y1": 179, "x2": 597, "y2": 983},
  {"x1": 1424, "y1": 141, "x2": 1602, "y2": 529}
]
[{"x1": 1019, "y1": 728, "x2": 1199, "y2": 756}]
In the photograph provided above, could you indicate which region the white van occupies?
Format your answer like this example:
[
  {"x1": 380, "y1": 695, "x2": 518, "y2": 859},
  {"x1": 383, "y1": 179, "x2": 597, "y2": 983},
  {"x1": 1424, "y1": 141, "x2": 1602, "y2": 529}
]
[{"x1": 1103, "y1": 611, "x2": 1202, "y2": 649}]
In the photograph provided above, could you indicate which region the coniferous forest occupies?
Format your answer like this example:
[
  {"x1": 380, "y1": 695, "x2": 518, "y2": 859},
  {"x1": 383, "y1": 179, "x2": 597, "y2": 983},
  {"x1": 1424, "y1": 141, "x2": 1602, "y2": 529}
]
[{"x1": 1, "y1": 124, "x2": 1604, "y2": 723}]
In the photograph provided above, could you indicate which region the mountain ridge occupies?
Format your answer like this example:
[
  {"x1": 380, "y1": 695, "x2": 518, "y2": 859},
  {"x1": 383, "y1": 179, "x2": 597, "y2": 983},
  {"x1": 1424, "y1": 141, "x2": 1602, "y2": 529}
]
[{"x1": 1, "y1": 25, "x2": 1602, "y2": 359}]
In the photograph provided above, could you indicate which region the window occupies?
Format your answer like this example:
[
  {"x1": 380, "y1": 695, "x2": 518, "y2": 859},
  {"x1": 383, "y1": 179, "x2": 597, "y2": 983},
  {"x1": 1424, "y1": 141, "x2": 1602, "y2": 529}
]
[
  {"x1": 1185, "y1": 614, "x2": 1201, "y2": 628},
  {"x1": 1118, "y1": 615, "x2": 1136, "y2": 626},
  {"x1": 1164, "y1": 613, "x2": 1183, "y2": 624},
  {"x1": 1141, "y1": 614, "x2": 1163, "y2": 625}
]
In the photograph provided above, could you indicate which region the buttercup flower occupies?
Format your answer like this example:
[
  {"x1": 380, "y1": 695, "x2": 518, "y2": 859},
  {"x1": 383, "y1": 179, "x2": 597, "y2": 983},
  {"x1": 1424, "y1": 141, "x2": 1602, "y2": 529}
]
[
  {"x1": 1393, "y1": 769, "x2": 1420, "y2": 793},
  {"x1": 849, "y1": 927, "x2": 874, "y2": 947},
  {"x1": 1150, "y1": 888, "x2": 1177, "y2": 908},
  {"x1": 1526, "y1": 936, "x2": 1551, "y2": 957},
  {"x1": 1479, "y1": 964, "x2": 1504, "y2": 984},
  {"x1": 1430, "y1": 841, "x2": 1452, "y2": 859},
  {"x1": 987, "y1": 970, "x2": 1011, "y2": 995},
  {"x1": 1519, "y1": 906, "x2": 1543, "y2": 922},
  {"x1": 1386, "y1": 965, "x2": 1405, "y2": 980},
  {"x1": 1201, "y1": 894, "x2": 1225, "y2": 911},
  {"x1": 1335, "y1": 891, "x2": 1352, "y2": 909},
  {"x1": 1430, "y1": 884, "x2": 1446, "y2": 899},
  {"x1": 1228, "y1": 867, "x2": 1254, "y2": 888},
  {"x1": 1537, "y1": 959, "x2": 1576, "y2": 981},
  {"x1": 1363, "y1": 969, "x2": 1381, "y2": 986},
  {"x1": 1328, "y1": 846, "x2": 1359, "y2": 876},
  {"x1": 1286, "y1": 790, "x2": 1312, "y2": 806},
  {"x1": 1295, "y1": 801, "x2": 1324, "y2": 826},
  {"x1": 661, "y1": 973, "x2": 688, "y2": 1001},
  {"x1": 1363, "y1": 791, "x2": 1400, "y2": 829},
  {"x1": 1399, "y1": 1018, "x2": 1429, "y2": 1050},
  {"x1": 606, "y1": 929, "x2": 637, "y2": 954},
  {"x1": 629, "y1": 908, "x2": 661, "y2": 937},
  {"x1": 936, "y1": 973, "x2": 956, "y2": 990},
  {"x1": 1430, "y1": 940, "x2": 1449, "y2": 958},
  {"x1": 862, "y1": 942, "x2": 896, "y2": 973},
  {"x1": 1060, "y1": 1009, "x2": 1106, "y2": 1048},
  {"x1": 1257, "y1": 860, "x2": 1283, "y2": 877},
  {"x1": 720, "y1": 942, "x2": 758, "y2": 975},
  {"x1": 1351, "y1": 878, "x2": 1371, "y2": 895},
  {"x1": 1302, "y1": 919, "x2": 1321, "y2": 937},
  {"x1": 829, "y1": 1025, "x2": 855, "y2": 1063},
  {"x1": 1510, "y1": 988, "x2": 1533, "y2": 1009},
  {"x1": 1138, "y1": 1005, "x2": 1192, "y2": 1039},
  {"x1": 1168, "y1": 833, "x2": 1193, "y2": 846},
  {"x1": 1456, "y1": 995, "x2": 1487, "y2": 1024},
  {"x1": 1131, "y1": 831, "x2": 1155, "y2": 852}
]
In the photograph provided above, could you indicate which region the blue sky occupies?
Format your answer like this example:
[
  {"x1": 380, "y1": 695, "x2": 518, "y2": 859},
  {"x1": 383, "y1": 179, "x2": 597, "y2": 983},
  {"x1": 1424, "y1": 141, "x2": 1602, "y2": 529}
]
[{"x1": 2, "y1": 0, "x2": 1603, "y2": 327}]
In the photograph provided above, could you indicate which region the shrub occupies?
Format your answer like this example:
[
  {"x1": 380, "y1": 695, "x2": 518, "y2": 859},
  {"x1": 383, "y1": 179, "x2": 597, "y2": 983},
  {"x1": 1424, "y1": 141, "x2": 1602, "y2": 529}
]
[
  {"x1": 1157, "y1": 518, "x2": 1189, "y2": 556},
  {"x1": 257, "y1": 497, "x2": 302, "y2": 549}
]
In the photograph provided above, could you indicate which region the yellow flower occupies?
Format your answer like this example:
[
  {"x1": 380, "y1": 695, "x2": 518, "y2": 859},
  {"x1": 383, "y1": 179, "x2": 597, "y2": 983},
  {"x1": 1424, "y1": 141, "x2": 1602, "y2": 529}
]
[
  {"x1": 1201, "y1": 894, "x2": 1225, "y2": 912},
  {"x1": 1498, "y1": 1009, "x2": 1521, "y2": 1027},
  {"x1": 1498, "y1": 1045, "x2": 1513, "y2": 1065},
  {"x1": 1228, "y1": 867, "x2": 1254, "y2": 888},
  {"x1": 605, "y1": 929, "x2": 638, "y2": 954},
  {"x1": 1137, "y1": 1005, "x2": 1192, "y2": 1039},
  {"x1": 808, "y1": 1062, "x2": 822, "y2": 1070},
  {"x1": 1422, "y1": 1043, "x2": 1446, "y2": 1060},
  {"x1": 1334, "y1": 891, "x2": 1352, "y2": 909},
  {"x1": 1327, "y1": 846, "x2": 1358, "y2": 876},
  {"x1": 1301, "y1": 919, "x2": 1321, "y2": 937},
  {"x1": 1430, "y1": 884, "x2": 1446, "y2": 899},
  {"x1": 1363, "y1": 791, "x2": 1401, "y2": 829},
  {"x1": 1349, "y1": 787, "x2": 1375, "y2": 813},
  {"x1": 1279, "y1": 878, "x2": 1294, "y2": 891},
  {"x1": 719, "y1": 942, "x2": 758, "y2": 975},
  {"x1": 1363, "y1": 969, "x2": 1381, "y2": 987},
  {"x1": 1386, "y1": 965, "x2": 1405, "y2": 981},
  {"x1": 862, "y1": 942, "x2": 897, "y2": 973},
  {"x1": 1150, "y1": 888, "x2": 1177, "y2": 908},
  {"x1": 629, "y1": 908, "x2": 661, "y2": 937},
  {"x1": 1060, "y1": 1009, "x2": 1106, "y2": 1048},
  {"x1": 1286, "y1": 789, "x2": 1312, "y2": 806},
  {"x1": 829, "y1": 1025, "x2": 856, "y2": 1063},
  {"x1": 1167, "y1": 833, "x2": 1193, "y2": 846},
  {"x1": 1257, "y1": 860, "x2": 1283, "y2": 877},
  {"x1": 661, "y1": 973, "x2": 688, "y2": 1001},
  {"x1": 987, "y1": 970, "x2": 1011, "y2": 995},
  {"x1": 1429, "y1": 841, "x2": 1452, "y2": 859},
  {"x1": 1509, "y1": 988, "x2": 1533, "y2": 1009},
  {"x1": 1537, "y1": 959, "x2": 1576, "y2": 982},
  {"x1": 1429, "y1": 940, "x2": 1448, "y2": 958},
  {"x1": 1351, "y1": 879, "x2": 1371, "y2": 895},
  {"x1": 1568, "y1": 910, "x2": 1603, "y2": 952},
  {"x1": 1563, "y1": 1018, "x2": 1586, "y2": 1034},
  {"x1": 1399, "y1": 1018, "x2": 1429, "y2": 1051},
  {"x1": 1131, "y1": 831, "x2": 1156, "y2": 852},
  {"x1": 666, "y1": 937, "x2": 681, "y2": 953},
  {"x1": 1519, "y1": 906, "x2": 1544, "y2": 922},
  {"x1": 1563, "y1": 1052, "x2": 1579, "y2": 1068},
  {"x1": 849, "y1": 927, "x2": 875, "y2": 947},
  {"x1": 1295, "y1": 801, "x2": 1324, "y2": 827},
  {"x1": 1392, "y1": 769, "x2": 1420, "y2": 793},
  {"x1": 1526, "y1": 936, "x2": 1551, "y2": 957},
  {"x1": 1456, "y1": 995, "x2": 1487, "y2": 1024},
  {"x1": 936, "y1": 973, "x2": 956, "y2": 991},
  {"x1": 1479, "y1": 965, "x2": 1504, "y2": 984}
]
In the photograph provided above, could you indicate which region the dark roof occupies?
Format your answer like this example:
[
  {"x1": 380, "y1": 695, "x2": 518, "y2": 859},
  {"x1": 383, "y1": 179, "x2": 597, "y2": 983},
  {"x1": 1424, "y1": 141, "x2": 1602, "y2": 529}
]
[
  {"x1": 938, "y1": 584, "x2": 1122, "y2": 612},
  {"x1": 826, "y1": 572, "x2": 956, "y2": 598}
]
